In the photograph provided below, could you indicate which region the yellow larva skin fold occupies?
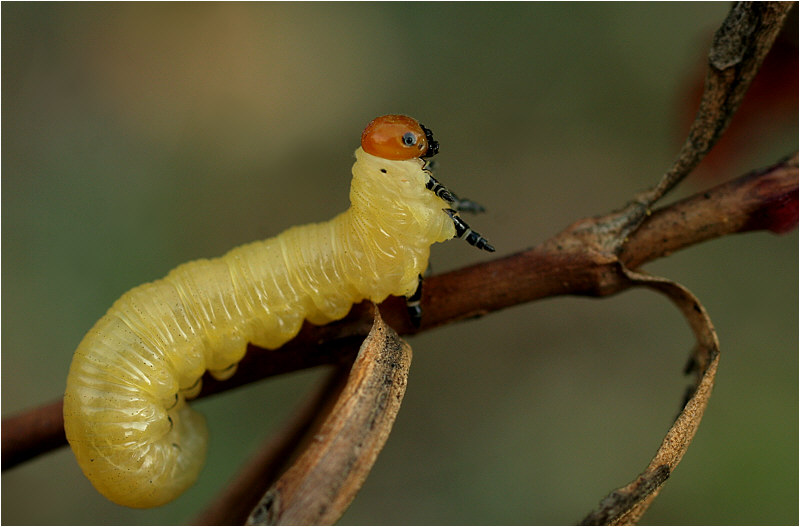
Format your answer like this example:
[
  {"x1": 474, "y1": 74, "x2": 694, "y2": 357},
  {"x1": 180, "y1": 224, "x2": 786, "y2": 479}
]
[{"x1": 63, "y1": 147, "x2": 457, "y2": 508}]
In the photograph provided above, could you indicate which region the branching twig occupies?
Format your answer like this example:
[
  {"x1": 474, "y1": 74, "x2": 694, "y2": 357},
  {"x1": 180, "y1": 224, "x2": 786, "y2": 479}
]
[
  {"x1": 570, "y1": 1, "x2": 794, "y2": 257},
  {"x1": 3, "y1": 152, "x2": 796, "y2": 471},
  {"x1": 1, "y1": 3, "x2": 795, "y2": 525}
]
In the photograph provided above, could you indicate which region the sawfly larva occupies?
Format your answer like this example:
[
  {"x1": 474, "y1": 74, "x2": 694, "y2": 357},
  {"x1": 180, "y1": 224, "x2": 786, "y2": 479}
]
[{"x1": 63, "y1": 114, "x2": 494, "y2": 508}]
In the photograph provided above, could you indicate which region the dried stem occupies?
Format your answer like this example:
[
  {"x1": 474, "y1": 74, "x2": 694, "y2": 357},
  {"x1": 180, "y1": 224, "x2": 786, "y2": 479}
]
[
  {"x1": 640, "y1": 1, "x2": 793, "y2": 206},
  {"x1": 581, "y1": 270, "x2": 722, "y2": 525},
  {"x1": 246, "y1": 309, "x2": 412, "y2": 526},
  {"x1": 574, "y1": 1, "x2": 794, "y2": 256}
]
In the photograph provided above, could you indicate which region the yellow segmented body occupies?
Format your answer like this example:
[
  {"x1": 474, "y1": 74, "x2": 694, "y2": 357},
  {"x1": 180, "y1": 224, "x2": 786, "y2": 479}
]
[{"x1": 63, "y1": 147, "x2": 456, "y2": 508}]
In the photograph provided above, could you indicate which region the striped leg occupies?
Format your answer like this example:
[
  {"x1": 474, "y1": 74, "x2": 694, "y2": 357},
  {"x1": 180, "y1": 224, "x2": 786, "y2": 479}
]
[
  {"x1": 425, "y1": 173, "x2": 485, "y2": 213},
  {"x1": 425, "y1": 173, "x2": 456, "y2": 204},
  {"x1": 424, "y1": 171, "x2": 495, "y2": 252},
  {"x1": 445, "y1": 209, "x2": 495, "y2": 252}
]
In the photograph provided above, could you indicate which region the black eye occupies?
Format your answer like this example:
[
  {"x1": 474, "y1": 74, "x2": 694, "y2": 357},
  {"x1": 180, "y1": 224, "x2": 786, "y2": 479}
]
[{"x1": 402, "y1": 132, "x2": 417, "y2": 146}]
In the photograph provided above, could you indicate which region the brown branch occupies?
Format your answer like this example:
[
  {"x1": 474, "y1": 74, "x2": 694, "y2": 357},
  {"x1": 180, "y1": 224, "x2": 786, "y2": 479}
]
[
  {"x1": 2, "y1": 7, "x2": 795, "y2": 523},
  {"x1": 620, "y1": 152, "x2": 799, "y2": 268},
  {"x1": 1, "y1": 399, "x2": 65, "y2": 470},
  {"x1": 3, "y1": 152, "x2": 796, "y2": 472}
]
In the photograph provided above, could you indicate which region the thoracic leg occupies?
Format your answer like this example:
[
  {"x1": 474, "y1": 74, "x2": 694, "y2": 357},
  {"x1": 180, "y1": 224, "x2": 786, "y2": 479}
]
[
  {"x1": 405, "y1": 274, "x2": 424, "y2": 327},
  {"x1": 424, "y1": 174, "x2": 486, "y2": 213},
  {"x1": 444, "y1": 209, "x2": 495, "y2": 252}
]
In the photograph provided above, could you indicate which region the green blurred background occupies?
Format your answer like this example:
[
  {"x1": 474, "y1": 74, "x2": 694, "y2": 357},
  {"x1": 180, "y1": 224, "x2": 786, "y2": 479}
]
[{"x1": 2, "y1": 3, "x2": 797, "y2": 525}]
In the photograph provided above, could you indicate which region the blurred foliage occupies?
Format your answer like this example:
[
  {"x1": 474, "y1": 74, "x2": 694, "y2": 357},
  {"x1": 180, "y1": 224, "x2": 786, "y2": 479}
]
[{"x1": 2, "y1": 3, "x2": 796, "y2": 525}]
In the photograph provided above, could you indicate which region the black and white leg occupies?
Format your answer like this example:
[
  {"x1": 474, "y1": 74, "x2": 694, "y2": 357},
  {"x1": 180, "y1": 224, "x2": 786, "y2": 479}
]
[
  {"x1": 425, "y1": 173, "x2": 486, "y2": 214},
  {"x1": 425, "y1": 173, "x2": 457, "y2": 204},
  {"x1": 445, "y1": 209, "x2": 495, "y2": 252},
  {"x1": 406, "y1": 274, "x2": 424, "y2": 328}
]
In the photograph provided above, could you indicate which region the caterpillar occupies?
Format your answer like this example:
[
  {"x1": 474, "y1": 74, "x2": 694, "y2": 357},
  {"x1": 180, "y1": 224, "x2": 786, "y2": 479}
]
[{"x1": 63, "y1": 114, "x2": 494, "y2": 508}]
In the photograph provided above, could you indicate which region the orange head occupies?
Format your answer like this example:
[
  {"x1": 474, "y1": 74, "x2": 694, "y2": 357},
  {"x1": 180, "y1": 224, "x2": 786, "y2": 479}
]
[{"x1": 361, "y1": 115, "x2": 439, "y2": 160}]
